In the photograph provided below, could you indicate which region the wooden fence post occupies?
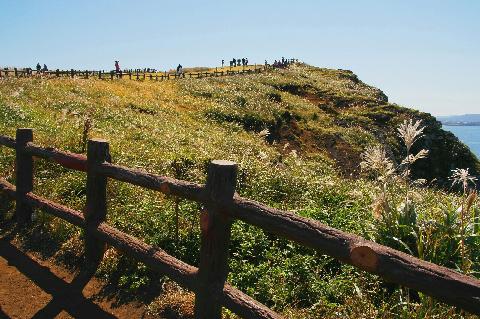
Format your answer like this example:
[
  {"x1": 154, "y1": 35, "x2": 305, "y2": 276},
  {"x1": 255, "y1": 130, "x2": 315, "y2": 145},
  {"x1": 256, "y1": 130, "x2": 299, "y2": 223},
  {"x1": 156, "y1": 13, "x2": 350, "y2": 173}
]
[
  {"x1": 15, "y1": 128, "x2": 34, "y2": 225},
  {"x1": 71, "y1": 69, "x2": 74, "y2": 78},
  {"x1": 194, "y1": 160, "x2": 237, "y2": 319},
  {"x1": 14, "y1": 68, "x2": 18, "y2": 77},
  {"x1": 85, "y1": 139, "x2": 110, "y2": 268}
]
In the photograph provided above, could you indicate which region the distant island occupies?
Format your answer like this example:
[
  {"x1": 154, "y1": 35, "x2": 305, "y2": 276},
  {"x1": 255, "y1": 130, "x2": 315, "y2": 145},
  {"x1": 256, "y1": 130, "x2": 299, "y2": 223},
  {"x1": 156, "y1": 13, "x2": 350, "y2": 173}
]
[{"x1": 437, "y1": 114, "x2": 480, "y2": 126}]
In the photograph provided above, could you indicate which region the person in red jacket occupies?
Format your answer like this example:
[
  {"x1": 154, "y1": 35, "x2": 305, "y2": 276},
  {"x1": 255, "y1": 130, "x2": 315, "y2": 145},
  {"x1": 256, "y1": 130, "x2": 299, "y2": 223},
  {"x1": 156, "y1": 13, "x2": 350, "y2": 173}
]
[{"x1": 115, "y1": 60, "x2": 120, "y2": 73}]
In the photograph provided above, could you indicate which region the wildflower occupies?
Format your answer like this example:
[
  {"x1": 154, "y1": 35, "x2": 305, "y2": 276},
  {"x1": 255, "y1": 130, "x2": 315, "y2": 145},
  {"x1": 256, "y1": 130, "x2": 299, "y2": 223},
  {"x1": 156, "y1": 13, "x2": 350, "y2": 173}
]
[
  {"x1": 401, "y1": 149, "x2": 429, "y2": 165},
  {"x1": 397, "y1": 119, "x2": 425, "y2": 151},
  {"x1": 450, "y1": 168, "x2": 477, "y2": 192},
  {"x1": 360, "y1": 145, "x2": 395, "y2": 180},
  {"x1": 258, "y1": 129, "x2": 270, "y2": 138},
  {"x1": 258, "y1": 151, "x2": 268, "y2": 160}
]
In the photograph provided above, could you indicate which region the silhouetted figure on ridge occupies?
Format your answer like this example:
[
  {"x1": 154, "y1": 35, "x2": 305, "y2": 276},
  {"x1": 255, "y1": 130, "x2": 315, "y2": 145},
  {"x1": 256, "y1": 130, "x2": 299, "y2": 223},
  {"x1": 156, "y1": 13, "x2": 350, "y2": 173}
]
[{"x1": 176, "y1": 64, "x2": 184, "y2": 77}]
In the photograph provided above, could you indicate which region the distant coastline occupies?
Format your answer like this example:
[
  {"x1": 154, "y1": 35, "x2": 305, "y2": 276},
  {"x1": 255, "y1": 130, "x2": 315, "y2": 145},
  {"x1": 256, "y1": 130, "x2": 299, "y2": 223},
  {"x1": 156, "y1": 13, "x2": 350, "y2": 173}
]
[
  {"x1": 437, "y1": 114, "x2": 480, "y2": 126},
  {"x1": 442, "y1": 122, "x2": 480, "y2": 126}
]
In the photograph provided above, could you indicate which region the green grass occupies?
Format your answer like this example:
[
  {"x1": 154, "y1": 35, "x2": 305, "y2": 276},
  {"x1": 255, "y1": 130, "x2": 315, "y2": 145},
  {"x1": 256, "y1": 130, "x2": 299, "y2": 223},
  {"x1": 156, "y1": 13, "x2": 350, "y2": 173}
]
[{"x1": 0, "y1": 64, "x2": 479, "y2": 318}]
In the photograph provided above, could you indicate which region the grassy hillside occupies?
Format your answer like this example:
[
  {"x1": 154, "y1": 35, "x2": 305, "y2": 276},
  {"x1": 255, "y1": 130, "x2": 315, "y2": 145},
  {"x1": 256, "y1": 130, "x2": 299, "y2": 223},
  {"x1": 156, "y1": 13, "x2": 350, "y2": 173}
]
[{"x1": 0, "y1": 64, "x2": 479, "y2": 318}]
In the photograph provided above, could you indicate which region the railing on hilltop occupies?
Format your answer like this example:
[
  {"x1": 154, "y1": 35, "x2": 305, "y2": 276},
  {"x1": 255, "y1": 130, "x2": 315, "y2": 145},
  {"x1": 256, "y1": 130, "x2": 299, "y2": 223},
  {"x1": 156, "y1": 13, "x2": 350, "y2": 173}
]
[
  {"x1": 0, "y1": 128, "x2": 479, "y2": 318},
  {"x1": 0, "y1": 61, "x2": 296, "y2": 81}
]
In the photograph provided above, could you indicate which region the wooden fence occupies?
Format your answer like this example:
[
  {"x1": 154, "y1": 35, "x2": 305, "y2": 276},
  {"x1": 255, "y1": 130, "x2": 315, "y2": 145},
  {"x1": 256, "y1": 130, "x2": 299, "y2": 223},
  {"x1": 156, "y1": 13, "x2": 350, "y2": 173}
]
[
  {"x1": 1, "y1": 128, "x2": 480, "y2": 318},
  {"x1": 0, "y1": 65, "x2": 280, "y2": 81}
]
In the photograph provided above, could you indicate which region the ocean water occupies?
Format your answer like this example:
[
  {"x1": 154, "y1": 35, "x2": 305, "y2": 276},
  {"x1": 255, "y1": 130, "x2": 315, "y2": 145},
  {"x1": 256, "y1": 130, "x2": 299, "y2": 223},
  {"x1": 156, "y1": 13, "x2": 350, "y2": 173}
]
[{"x1": 443, "y1": 125, "x2": 480, "y2": 158}]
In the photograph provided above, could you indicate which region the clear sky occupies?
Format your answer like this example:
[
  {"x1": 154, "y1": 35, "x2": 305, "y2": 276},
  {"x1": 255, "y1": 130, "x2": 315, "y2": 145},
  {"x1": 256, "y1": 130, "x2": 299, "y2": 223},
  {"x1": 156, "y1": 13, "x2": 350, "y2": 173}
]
[{"x1": 1, "y1": 0, "x2": 478, "y2": 116}]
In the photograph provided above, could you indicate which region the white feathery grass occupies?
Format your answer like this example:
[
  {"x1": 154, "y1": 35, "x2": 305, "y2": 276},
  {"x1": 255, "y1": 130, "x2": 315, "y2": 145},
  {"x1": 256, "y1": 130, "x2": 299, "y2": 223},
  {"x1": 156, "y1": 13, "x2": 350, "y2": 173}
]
[
  {"x1": 397, "y1": 119, "x2": 425, "y2": 151},
  {"x1": 450, "y1": 168, "x2": 477, "y2": 192},
  {"x1": 401, "y1": 149, "x2": 429, "y2": 166},
  {"x1": 360, "y1": 145, "x2": 395, "y2": 180}
]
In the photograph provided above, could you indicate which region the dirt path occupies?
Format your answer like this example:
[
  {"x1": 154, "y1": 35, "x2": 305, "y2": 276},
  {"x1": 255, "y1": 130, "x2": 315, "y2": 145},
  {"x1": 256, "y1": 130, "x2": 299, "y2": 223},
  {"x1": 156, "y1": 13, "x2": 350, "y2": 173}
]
[{"x1": 0, "y1": 238, "x2": 154, "y2": 319}]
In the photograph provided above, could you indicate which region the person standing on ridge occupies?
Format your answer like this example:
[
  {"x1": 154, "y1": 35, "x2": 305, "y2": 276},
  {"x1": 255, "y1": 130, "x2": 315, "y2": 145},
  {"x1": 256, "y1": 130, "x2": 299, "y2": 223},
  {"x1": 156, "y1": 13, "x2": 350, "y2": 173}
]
[
  {"x1": 42, "y1": 64, "x2": 48, "y2": 72},
  {"x1": 176, "y1": 64, "x2": 183, "y2": 77},
  {"x1": 36, "y1": 63, "x2": 41, "y2": 73},
  {"x1": 222, "y1": 59, "x2": 224, "y2": 67},
  {"x1": 115, "y1": 60, "x2": 120, "y2": 73}
]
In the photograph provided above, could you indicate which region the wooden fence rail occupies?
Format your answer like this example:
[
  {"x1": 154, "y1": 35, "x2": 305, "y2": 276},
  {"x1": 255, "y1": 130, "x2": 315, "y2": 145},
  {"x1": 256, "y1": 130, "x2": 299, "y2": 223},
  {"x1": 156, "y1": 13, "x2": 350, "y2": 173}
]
[
  {"x1": 0, "y1": 63, "x2": 285, "y2": 82},
  {"x1": 1, "y1": 128, "x2": 480, "y2": 318}
]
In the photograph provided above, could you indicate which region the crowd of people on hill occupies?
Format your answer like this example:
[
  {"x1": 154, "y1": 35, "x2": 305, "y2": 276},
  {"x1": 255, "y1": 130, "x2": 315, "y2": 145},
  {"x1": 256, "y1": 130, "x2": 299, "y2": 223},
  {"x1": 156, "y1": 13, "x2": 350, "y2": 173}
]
[
  {"x1": 35, "y1": 63, "x2": 48, "y2": 73},
  {"x1": 270, "y1": 57, "x2": 297, "y2": 68},
  {"x1": 228, "y1": 57, "x2": 249, "y2": 67},
  {"x1": 113, "y1": 57, "x2": 298, "y2": 75},
  {"x1": 17, "y1": 57, "x2": 298, "y2": 78}
]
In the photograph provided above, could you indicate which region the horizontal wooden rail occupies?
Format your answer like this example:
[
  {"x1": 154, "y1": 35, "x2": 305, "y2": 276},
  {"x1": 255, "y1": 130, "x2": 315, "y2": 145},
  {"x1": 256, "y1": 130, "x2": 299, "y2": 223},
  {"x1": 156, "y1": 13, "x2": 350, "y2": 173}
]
[
  {"x1": 227, "y1": 197, "x2": 480, "y2": 314},
  {"x1": 0, "y1": 178, "x2": 279, "y2": 318},
  {"x1": 24, "y1": 142, "x2": 87, "y2": 171},
  {"x1": 1, "y1": 130, "x2": 480, "y2": 315},
  {"x1": 0, "y1": 135, "x2": 16, "y2": 148},
  {"x1": 0, "y1": 178, "x2": 84, "y2": 227},
  {"x1": 97, "y1": 162, "x2": 205, "y2": 202}
]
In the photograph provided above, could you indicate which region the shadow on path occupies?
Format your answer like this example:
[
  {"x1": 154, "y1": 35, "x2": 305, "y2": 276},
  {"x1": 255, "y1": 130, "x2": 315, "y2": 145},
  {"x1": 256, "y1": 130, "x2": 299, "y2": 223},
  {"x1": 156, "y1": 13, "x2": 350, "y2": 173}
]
[
  {"x1": 0, "y1": 238, "x2": 117, "y2": 318},
  {"x1": 0, "y1": 308, "x2": 11, "y2": 319}
]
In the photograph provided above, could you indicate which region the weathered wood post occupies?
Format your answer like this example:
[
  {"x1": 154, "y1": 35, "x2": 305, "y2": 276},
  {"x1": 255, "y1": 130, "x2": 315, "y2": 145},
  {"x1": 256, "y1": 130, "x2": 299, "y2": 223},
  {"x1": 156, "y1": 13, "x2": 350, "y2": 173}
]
[
  {"x1": 71, "y1": 69, "x2": 74, "y2": 78},
  {"x1": 85, "y1": 70, "x2": 89, "y2": 79},
  {"x1": 14, "y1": 68, "x2": 18, "y2": 77},
  {"x1": 15, "y1": 128, "x2": 34, "y2": 225},
  {"x1": 56, "y1": 69, "x2": 60, "y2": 77},
  {"x1": 110, "y1": 71, "x2": 114, "y2": 80},
  {"x1": 84, "y1": 139, "x2": 110, "y2": 269},
  {"x1": 194, "y1": 160, "x2": 237, "y2": 319},
  {"x1": 98, "y1": 71, "x2": 102, "y2": 79},
  {"x1": 129, "y1": 72, "x2": 132, "y2": 80}
]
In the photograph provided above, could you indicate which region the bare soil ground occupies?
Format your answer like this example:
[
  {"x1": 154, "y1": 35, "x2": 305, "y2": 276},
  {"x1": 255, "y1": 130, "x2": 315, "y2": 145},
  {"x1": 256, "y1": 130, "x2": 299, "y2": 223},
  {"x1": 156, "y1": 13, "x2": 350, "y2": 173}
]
[{"x1": 0, "y1": 236, "x2": 155, "y2": 319}]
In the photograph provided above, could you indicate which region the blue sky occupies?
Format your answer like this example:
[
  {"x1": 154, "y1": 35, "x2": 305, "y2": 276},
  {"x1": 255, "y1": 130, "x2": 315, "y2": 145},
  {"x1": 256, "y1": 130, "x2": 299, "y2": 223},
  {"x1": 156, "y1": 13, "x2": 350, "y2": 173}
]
[{"x1": 0, "y1": 0, "x2": 478, "y2": 116}]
